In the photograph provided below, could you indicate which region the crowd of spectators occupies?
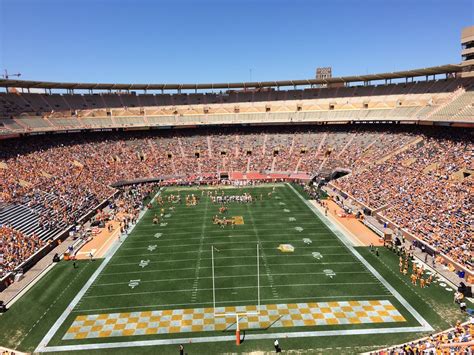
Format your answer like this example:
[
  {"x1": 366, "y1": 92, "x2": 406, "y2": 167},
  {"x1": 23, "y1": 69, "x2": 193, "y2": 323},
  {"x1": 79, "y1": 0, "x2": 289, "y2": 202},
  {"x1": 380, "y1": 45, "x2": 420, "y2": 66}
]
[
  {"x1": 334, "y1": 130, "x2": 473, "y2": 269},
  {"x1": 372, "y1": 318, "x2": 474, "y2": 354},
  {"x1": 0, "y1": 225, "x2": 44, "y2": 277},
  {"x1": 0, "y1": 125, "x2": 470, "y2": 274}
]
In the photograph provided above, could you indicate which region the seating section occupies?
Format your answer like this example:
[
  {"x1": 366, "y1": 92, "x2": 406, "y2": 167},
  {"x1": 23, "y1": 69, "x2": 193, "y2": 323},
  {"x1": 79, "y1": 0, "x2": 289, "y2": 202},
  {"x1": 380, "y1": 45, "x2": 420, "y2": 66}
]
[
  {"x1": 0, "y1": 124, "x2": 471, "y2": 275},
  {"x1": 373, "y1": 320, "x2": 474, "y2": 354},
  {"x1": 333, "y1": 130, "x2": 473, "y2": 269},
  {"x1": 0, "y1": 225, "x2": 44, "y2": 277},
  {"x1": 1, "y1": 78, "x2": 473, "y2": 132},
  {"x1": 431, "y1": 90, "x2": 474, "y2": 120}
]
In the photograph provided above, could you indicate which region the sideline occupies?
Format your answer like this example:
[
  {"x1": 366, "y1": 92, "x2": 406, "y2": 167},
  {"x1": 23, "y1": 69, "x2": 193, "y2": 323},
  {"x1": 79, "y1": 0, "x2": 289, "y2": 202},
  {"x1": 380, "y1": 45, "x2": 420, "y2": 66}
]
[
  {"x1": 35, "y1": 184, "x2": 433, "y2": 352},
  {"x1": 5, "y1": 262, "x2": 56, "y2": 309},
  {"x1": 286, "y1": 183, "x2": 433, "y2": 332},
  {"x1": 35, "y1": 326, "x2": 432, "y2": 353},
  {"x1": 309, "y1": 200, "x2": 382, "y2": 247},
  {"x1": 34, "y1": 188, "x2": 162, "y2": 353}
]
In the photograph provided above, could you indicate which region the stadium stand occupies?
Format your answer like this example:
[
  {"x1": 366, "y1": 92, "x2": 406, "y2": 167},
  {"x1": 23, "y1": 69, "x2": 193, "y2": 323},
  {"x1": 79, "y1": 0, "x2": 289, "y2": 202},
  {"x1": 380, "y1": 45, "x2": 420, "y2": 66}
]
[
  {"x1": 371, "y1": 319, "x2": 474, "y2": 354},
  {"x1": 333, "y1": 129, "x2": 473, "y2": 269},
  {"x1": 0, "y1": 64, "x2": 472, "y2": 285},
  {"x1": 1, "y1": 77, "x2": 473, "y2": 133},
  {"x1": 0, "y1": 122, "x2": 472, "y2": 279},
  {"x1": 0, "y1": 225, "x2": 44, "y2": 277}
]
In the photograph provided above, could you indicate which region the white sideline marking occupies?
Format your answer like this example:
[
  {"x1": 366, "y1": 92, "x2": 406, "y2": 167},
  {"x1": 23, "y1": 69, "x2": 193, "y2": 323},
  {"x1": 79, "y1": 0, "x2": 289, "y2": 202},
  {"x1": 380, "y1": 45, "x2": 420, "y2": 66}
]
[
  {"x1": 286, "y1": 183, "x2": 433, "y2": 332},
  {"x1": 36, "y1": 185, "x2": 432, "y2": 352},
  {"x1": 36, "y1": 326, "x2": 431, "y2": 352},
  {"x1": 35, "y1": 189, "x2": 163, "y2": 353}
]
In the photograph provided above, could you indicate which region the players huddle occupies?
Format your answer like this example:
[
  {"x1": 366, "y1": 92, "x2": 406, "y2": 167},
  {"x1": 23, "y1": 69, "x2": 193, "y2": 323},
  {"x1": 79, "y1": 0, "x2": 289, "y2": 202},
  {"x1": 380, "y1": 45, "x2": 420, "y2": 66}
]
[
  {"x1": 399, "y1": 253, "x2": 433, "y2": 289},
  {"x1": 151, "y1": 193, "x2": 200, "y2": 224},
  {"x1": 149, "y1": 187, "x2": 276, "y2": 228},
  {"x1": 210, "y1": 193, "x2": 254, "y2": 204}
]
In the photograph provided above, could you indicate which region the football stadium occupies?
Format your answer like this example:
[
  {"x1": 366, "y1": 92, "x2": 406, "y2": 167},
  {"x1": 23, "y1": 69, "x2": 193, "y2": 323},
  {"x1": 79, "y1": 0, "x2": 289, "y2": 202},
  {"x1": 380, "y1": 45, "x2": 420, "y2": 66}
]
[{"x1": 0, "y1": 2, "x2": 473, "y2": 354}]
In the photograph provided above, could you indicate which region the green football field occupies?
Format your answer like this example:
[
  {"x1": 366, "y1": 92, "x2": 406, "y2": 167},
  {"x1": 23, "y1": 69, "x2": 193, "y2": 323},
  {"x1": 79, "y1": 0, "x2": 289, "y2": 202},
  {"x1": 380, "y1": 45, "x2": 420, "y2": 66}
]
[
  {"x1": 33, "y1": 183, "x2": 434, "y2": 352},
  {"x1": 1, "y1": 183, "x2": 470, "y2": 354}
]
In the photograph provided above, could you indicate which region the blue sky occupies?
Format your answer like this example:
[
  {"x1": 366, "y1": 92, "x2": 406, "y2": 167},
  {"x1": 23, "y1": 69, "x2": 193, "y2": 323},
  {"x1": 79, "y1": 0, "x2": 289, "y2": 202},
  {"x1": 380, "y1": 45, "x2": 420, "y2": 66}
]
[{"x1": 0, "y1": 0, "x2": 473, "y2": 84}]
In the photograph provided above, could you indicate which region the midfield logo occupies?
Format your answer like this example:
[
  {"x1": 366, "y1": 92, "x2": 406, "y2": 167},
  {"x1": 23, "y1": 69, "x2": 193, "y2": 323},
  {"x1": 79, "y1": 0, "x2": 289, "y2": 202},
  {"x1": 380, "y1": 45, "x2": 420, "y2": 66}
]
[
  {"x1": 139, "y1": 260, "x2": 150, "y2": 268},
  {"x1": 147, "y1": 245, "x2": 157, "y2": 251},
  {"x1": 128, "y1": 279, "x2": 141, "y2": 289}
]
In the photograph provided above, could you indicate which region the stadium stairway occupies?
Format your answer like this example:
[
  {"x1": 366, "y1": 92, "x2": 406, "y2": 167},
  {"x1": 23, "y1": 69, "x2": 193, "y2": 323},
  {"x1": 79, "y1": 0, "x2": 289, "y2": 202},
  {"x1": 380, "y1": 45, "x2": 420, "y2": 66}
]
[{"x1": 0, "y1": 203, "x2": 61, "y2": 241}]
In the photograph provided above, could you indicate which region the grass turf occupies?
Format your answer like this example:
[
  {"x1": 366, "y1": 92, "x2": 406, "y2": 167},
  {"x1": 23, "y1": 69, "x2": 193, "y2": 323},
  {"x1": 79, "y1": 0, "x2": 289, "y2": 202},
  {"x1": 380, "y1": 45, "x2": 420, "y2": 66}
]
[
  {"x1": 0, "y1": 259, "x2": 102, "y2": 353},
  {"x1": 1, "y1": 183, "x2": 471, "y2": 354}
]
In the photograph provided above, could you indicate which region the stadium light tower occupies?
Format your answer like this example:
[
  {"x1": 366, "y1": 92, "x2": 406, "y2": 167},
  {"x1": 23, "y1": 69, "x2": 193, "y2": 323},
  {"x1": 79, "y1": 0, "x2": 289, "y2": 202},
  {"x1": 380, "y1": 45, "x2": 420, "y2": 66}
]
[{"x1": 1, "y1": 69, "x2": 21, "y2": 79}]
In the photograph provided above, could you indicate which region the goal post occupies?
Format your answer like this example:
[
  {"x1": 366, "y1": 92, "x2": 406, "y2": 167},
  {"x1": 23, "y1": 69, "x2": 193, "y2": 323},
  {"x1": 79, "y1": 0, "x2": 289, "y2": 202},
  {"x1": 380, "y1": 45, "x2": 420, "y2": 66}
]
[{"x1": 211, "y1": 244, "x2": 261, "y2": 345}]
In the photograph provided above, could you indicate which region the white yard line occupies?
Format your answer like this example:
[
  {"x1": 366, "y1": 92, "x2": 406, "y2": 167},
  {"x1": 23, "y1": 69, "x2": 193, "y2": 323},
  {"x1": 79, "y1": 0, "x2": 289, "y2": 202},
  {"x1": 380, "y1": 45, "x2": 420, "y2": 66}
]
[
  {"x1": 101, "y1": 260, "x2": 364, "y2": 274},
  {"x1": 19, "y1": 262, "x2": 93, "y2": 346},
  {"x1": 6, "y1": 262, "x2": 56, "y2": 309},
  {"x1": 122, "y1": 238, "x2": 340, "y2": 247},
  {"x1": 132, "y1": 227, "x2": 329, "y2": 232},
  {"x1": 74, "y1": 294, "x2": 394, "y2": 313},
  {"x1": 128, "y1": 233, "x2": 336, "y2": 241},
  {"x1": 36, "y1": 184, "x2": 432, "y2": 353},
  {"x1": 118, "y1": 245, "x2": 345, "y2": 252},
  {"x1": 108, "y1": 259, "x2": 362, "y2": 267},
  {"x1": 191, "y1": 197, "x2": 209, "y2": 303},
  {"x1": 92, "y1": 271, "x2": 370, "y2": 287},
  {"x1": 109, "y1": 253, "x2": 351, "y2": 260},
  {"x1": 34, "y1": 189, "x2": 162, "y2": 353},
  {"x1": 81, "y1": 281, "x2": 381, "y2": 299},
  {"x1": 286, "y1": 183, "x2": 433, "y2": 332},
  {"x1": 134, "y1": 216, "x2": 324, "y2": 222}
]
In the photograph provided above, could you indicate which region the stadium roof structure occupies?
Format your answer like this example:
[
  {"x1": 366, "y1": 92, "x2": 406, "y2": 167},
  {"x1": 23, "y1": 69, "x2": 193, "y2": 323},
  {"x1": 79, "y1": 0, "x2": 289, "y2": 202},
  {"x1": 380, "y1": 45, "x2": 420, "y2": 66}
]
[{"x1": 0, "y1": 64, "x2": 462, "y2": 92}]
